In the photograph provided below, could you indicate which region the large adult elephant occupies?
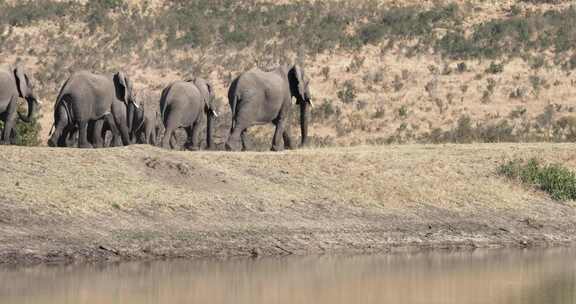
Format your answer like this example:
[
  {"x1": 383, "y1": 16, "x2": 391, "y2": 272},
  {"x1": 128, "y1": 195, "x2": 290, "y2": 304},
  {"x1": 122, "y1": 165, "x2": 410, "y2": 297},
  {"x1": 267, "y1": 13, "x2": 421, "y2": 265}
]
[
  {"x1": 160, "y1": 78, "x2": 217, "y2": 150},
  {"x1": 0, "y1": 64, "x2": 41, "y2": 144},
  {"x1": 48, "y1": 71, "x2": 138, "y2": 148},
  {"x1": 225, "y1": 64, "x2": 312, "y2": 151}
]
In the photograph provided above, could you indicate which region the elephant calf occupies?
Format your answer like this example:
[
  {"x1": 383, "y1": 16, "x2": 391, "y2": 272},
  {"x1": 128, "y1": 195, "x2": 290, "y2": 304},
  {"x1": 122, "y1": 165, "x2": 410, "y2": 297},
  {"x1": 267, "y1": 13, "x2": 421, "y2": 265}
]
[
  {"x1": 132, "y1": 104, "x2": 161, "y2": 146},
  {"x1": 160, "y1": 78, "x2": 217, "y2": 150},
  {"x1": 0, "y1": 64, "x2": 41, "y2": 144},
  {"x1": 226, "y1": 64, "x2": 312, "y2": 151}
]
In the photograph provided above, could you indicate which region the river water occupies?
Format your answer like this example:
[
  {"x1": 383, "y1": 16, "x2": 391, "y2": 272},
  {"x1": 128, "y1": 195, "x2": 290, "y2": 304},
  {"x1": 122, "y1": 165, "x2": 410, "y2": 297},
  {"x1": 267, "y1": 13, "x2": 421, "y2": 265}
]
[{"x1": 0, "y1": 248, "x2": 575, "y2": 304}]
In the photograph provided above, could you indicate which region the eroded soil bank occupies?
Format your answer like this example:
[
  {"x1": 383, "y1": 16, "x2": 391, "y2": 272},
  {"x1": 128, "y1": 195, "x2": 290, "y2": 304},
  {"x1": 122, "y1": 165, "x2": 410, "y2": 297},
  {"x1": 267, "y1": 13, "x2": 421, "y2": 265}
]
[{"x1": 0, "y1": 144, "x2": 575, "y2": 265}]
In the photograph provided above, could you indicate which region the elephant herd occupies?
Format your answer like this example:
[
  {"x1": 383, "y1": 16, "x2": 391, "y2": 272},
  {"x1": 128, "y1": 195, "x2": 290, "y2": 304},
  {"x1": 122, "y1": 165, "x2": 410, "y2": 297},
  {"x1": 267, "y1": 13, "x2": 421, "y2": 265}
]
[{"x1": 0, "y1": 63, "x2": 312, "y2": 151}]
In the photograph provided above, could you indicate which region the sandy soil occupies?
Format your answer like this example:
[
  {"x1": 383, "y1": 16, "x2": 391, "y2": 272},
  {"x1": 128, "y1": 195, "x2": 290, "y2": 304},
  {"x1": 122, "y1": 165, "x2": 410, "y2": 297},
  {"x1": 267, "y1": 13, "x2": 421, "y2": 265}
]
[{"x1": 0, "y1": 143, "x2": 575, "y2": 265}]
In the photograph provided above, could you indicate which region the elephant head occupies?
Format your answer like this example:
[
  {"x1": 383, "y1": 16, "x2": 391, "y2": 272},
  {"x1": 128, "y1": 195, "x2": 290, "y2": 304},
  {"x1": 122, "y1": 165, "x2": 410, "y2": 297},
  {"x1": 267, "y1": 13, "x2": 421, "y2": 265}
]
[
  {"x1": 191, "y1": 78, "x2": 218, "y2": 150},
  {"x1": 288, "y1": 65, "x2": 312, "y2": 146},
  {"x1": 114, "y1": 71, "x2": 139, "y2": 132},
  {"x1": 14, "y1": 65, "x2": 40, "y2": 123}
]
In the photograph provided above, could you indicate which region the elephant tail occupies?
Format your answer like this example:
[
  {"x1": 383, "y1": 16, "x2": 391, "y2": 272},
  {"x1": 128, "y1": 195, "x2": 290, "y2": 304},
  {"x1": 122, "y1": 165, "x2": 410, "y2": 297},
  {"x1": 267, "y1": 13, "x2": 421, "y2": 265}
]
[
  {"x1": 229, "y1": 94, "x2": 238, "y2": 131},
  {"x1": 159, "y1": 86, "x2": 170, "y2": 125}
]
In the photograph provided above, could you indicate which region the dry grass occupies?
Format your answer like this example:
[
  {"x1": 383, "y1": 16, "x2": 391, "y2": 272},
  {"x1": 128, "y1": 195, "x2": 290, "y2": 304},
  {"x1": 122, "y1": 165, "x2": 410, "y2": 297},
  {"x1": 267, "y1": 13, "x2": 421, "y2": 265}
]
[{"x1": 0, "y1": 143, "x2": 575, "y2": 263}]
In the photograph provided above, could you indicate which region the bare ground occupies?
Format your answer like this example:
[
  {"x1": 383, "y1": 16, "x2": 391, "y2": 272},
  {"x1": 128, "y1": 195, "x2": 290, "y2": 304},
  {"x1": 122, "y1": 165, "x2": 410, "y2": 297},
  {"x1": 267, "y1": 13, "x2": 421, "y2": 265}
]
[{"x1": 0, "y1": 143, "x2": 575, "y2": 265}]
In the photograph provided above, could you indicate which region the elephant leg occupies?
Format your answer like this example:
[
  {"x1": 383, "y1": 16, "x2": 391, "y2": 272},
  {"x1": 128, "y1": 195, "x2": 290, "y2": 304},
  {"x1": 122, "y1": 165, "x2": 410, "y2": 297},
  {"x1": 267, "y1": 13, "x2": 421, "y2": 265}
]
[
  {"x1": 103, "y1": 115, "x2": 122, "y2": 147},
  {"x1": 170, "y1": 133, "x2": 178, "y2": 150},
  {"x1": 64, "y1": 126, "x2": 78, "y2": 147},
  {"x1": 149, "y1": 127, "x2": 156, "y2": 146},
  {"x1": 48, "y1": 122, "x2": 65, "y2": 147},
  {"x1": 190, "y1": 122, "x2": 202, "y2": 151},
  {"x1": 1, "y1": 97, "x2": 17, "y2": 144},
  {"x1": 9, "y1": 128, "x2": 17, "y2": 145},
  {"x1": 91, "y1": 120, "x2": 104, "y2": 148},
  {"x1": 162, "y1": 126, "x2": 175, "y2": 149},
  {"x1": 77, "y1": 120, "x2": 92, "y2": 148},
  {"x1": 241, "y1": 129, "x2": 248, "y2": 151},
  {"x1": 283, "y1": 128, "x2": 294, "y2": 150},
  {"x1": 117, "y1": 124, "x2": 131, "y2": 146},
  {"x1": 271, "y1": 120, "x2": 286, "y2": 152},
  {"x1": 184, "y1": 126, "x2": 198, "y2": 151},
  {"x1": 162, "y1": 112, "x2": 181, "y2": 149},
  {"x1": 226, "y1": 122, "x2": 249, "y2": 151}
]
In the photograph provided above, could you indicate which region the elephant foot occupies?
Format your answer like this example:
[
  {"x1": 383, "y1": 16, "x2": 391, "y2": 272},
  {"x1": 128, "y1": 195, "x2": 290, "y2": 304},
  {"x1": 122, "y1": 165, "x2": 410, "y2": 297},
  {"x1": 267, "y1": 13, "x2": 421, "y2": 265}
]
[
  {"x1": 184, "y1": 144, "x2": 200, "y2": 151},
  {"x1": 271, "y1": 145, "x2": 284, "y2": 152},
  {"x1": 225, "y1": 141, "x2": 241, "y2": 152},
  {"x1": 79, "y1": 143, "x2": 93, "y2": 149}
]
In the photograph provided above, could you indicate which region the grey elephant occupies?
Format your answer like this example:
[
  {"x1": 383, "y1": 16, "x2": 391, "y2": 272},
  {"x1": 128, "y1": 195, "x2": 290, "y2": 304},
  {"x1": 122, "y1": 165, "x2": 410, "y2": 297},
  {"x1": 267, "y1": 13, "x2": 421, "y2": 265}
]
[
  {"x1": 131, "y1": 104, "x2": 161, "y2": 145},
  {"x1": 0, "y1": 64, "x2": 41, "y2": 144},
  {"x1": 48, "y1": 71, "x2": 138, "y2": 148},
  {"x1": 160, "y1": 78, "x2": 218, "y2": 150},
  {"x1": 225, "y1": 64, "x2": 312, "y2": 151}
]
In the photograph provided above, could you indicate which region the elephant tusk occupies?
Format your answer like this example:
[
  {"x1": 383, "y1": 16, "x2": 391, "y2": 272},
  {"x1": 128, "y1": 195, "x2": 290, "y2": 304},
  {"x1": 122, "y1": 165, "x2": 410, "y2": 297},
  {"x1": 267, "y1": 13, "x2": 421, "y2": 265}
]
[
  {"x1": 211, "y1": 109, "x2": 219, "y2": 118},
  {"x1": 308, "y1": 100, "x2": 314, "y2": 108}
]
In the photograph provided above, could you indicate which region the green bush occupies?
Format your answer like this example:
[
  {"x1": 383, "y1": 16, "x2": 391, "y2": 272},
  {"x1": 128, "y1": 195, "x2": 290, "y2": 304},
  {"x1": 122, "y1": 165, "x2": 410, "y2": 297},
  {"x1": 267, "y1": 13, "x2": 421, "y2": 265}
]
[
  {"x1": 498, "y1": 158, "x2": 576, "y2": 201},
  {"x1": 0, "y1": 109, "x2": 41, "y2": 146},
  {"x1": 486, "y1": 62, "x2": 504, "y2": 74},
  {"x1": 337, "y1": 80, "x2": 357, "y2": 104},
  {"x1": 359, "y1": 4, "x2": 460, "y2": 44}
]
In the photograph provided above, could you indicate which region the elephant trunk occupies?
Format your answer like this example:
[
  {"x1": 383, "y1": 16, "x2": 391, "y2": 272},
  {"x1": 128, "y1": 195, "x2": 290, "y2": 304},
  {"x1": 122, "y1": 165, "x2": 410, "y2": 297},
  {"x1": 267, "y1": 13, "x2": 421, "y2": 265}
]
[
  {"x1": 299, "y1": 99, "x2": 310, "y2": 147},
  {"x1": 206, "y1": 108, "x2": 214, "y2": 150},
  {"x1": 18, "y1": 97, "x2": 36, "y2": 123}
]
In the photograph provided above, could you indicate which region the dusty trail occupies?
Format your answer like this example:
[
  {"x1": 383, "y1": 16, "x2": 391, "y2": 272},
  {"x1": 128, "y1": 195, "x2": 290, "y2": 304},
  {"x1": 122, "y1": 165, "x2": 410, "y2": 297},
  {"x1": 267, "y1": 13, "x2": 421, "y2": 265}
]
[{"x1": 0, "y1": 143, "x2": 575, "y2": 265}]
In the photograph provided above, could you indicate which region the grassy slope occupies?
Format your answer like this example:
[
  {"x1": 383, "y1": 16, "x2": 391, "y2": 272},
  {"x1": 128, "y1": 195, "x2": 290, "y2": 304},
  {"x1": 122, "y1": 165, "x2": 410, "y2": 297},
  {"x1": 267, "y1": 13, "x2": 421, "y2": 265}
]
[{"x1": 0, "y1": 143, "x2": 575, "y2": 264}]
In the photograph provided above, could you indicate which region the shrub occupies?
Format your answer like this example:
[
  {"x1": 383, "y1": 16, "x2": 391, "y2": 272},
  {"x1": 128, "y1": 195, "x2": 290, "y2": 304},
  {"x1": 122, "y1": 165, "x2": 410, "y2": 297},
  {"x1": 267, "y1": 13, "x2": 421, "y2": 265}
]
[
  {"x1": 337, "y1": 80, "x2": 357, "y2": 104},
  {"x1": 311, "y1": 99, "x2": 339, "y2": 123},
  {"x1": 0, "y1": 106, "x2": 41, "y2": 146},
  {"x1": 498, "y1": 158, "x2": 576, "y2": 201},
  {"x1": 485, "y1": 62, "x2": 504, "y2": 74},
  {"x1": 359, "y1": 4, "x2": 460, "y2": 44},
  {"x1": 398, "y1": 105, "x2": 408, "y2": 118},
  {"x1": 451, "y1": 115, "x2": 475, "y2": 143}
]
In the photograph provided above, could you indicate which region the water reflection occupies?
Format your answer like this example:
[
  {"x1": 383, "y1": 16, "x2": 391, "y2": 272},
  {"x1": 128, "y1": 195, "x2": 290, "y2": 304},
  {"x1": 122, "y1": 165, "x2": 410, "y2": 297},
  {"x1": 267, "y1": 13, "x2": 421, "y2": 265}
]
[{"x1": 0, "y1": 249, "x2": 575, "y2": 304}]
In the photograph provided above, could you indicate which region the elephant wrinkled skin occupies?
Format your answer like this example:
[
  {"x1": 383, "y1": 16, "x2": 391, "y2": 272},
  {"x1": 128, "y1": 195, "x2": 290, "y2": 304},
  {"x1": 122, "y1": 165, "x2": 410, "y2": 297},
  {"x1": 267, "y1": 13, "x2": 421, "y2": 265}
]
[
  {"x1": 160, "y1": 78, "x2": 217, "y2": 150},
  {"x1": 48, "y1": 71, "x2": 138, "y2": 148},
  {"x1": 226, "y1": 64, "x2": 312, "y2": 151}
]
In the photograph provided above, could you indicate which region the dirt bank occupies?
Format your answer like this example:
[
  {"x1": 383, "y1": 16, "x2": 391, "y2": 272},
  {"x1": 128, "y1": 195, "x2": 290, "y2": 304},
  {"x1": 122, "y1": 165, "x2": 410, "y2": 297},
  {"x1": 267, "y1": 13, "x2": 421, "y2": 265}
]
[{"x1": 0, "y1": 143, "x2": 575, "y2": 265}]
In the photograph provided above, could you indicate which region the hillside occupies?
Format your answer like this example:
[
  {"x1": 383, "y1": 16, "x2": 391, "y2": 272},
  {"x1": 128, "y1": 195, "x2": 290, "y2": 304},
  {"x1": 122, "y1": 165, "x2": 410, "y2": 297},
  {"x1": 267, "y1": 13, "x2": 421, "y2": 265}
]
[
  {"x1": 2, "y1": 0, "x2": 576, "y2": 148},
  {"x1": 0, "y1": 143, "x2": 575, "y2": 264}
]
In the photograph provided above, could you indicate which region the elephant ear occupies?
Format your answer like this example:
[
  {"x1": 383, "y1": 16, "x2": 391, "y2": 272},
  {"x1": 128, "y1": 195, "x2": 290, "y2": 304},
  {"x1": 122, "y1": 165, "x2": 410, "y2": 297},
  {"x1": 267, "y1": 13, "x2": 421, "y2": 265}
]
[
  {"x1": 205, "y1": 81, "x2": 219, "y2": 117},
  {"x1": 292, "y1": 65, "x2": 306, "y2": 102},
  {"x1": 14, "y1": 65, "x2": 29, "y2": 98},
  {"x1": 115, "y1": 71, "x2": 130, "y2": 104}
]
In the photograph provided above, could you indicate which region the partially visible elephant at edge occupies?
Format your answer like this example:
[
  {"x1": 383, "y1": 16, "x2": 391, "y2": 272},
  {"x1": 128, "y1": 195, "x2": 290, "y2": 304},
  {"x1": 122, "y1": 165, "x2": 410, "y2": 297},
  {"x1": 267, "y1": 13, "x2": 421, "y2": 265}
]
[
  {"x1": 160, "y1": 78, "x2": 218, "y2": 150},
  {"x1": 225, "y1": 64, "x2": 312, "y2": 151},
  {"x1": 48, "y1": 70, "x2": 138, "y2": 148},
  {"x1": 0, "y1": 64, "x2": 41, "y2": 144}
]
